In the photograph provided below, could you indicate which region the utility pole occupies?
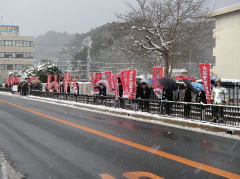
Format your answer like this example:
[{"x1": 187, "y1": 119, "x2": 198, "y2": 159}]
[{"x1": 86, "y1": 39, "x2": 92, "y2": 81}]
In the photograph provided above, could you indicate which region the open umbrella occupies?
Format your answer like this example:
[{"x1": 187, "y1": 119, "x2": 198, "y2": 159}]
[
  {"x1": 190, "y1": 82, "x2": 204, "y2": 92},
  {"x1": 96, "y1": 80, "x2": 108, "y2": 86},
  {"x1": 139, "y1": 78, "x2": 152, "y2": 86},
  {"x1": 158, "y1": 78, "x2": 178, "y2": 91}
]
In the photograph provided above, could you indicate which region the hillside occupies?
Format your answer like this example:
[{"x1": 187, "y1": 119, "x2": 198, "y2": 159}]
[{"x1": 34, "y1": 31, "x2": 74, "y2": 61}]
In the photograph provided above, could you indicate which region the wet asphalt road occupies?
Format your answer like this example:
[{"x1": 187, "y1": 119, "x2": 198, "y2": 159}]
[{"x1": 0, "y1": 93, "x2": 239, "y2": 179}]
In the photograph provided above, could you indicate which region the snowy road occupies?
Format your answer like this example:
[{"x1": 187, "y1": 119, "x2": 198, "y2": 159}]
[{"x1": 0, "y1": 94, "x2": 239, "y2": 179}]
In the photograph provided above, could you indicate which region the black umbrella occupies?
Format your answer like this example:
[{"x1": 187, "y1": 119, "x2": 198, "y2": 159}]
[
  {"x1": 182, "y1": 79, "x2": 197, "y2": 93},
  {"x1": 158, "y1": 78, "x2": 178, "y2": 91}
]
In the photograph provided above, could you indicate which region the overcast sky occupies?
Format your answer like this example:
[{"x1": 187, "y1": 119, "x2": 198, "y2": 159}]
[{"x1": 0, "y1": 0, "x2": 239, "y2": 37}]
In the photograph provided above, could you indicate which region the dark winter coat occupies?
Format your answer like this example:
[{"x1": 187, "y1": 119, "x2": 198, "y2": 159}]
[
  {"x1": 136, "y1": 84, "x2": 143, "y2": 99},
  {"x1": 67, "y1": 85, "x2": 71, "y2": 93},
  {"x1": 184, "y1": 87, "x2": 192, "y2": 102},
  {"x1": 22, "y1": 83, "x2": 29, "y2": 91},
  {"x1": 199, "y1": 90, "x2": 207, "y2": 104},
  {"x1": 142, "y1": 86, "x2": 151, "y2": 99},
  {"x1": 118, "y1": 83, "x2": 123, "y2": 97},
  {"x1": 99, "y1": 85, "x2": 107, "y2": 96},
  {"x1": 163, "y1": 88, "x2": 173, "y2": 101}
]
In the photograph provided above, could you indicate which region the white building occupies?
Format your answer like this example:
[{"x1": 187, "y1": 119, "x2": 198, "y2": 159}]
[
  {"x1": 0, "y1": 25, "x2": 34, "y2": 82},
  {"x1": 211, "y1": 4, "x2": 240, "y2": 79}
]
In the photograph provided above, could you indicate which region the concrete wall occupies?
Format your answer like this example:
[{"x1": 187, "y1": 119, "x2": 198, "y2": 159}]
[{"x1": 213, "y1": 10, "x2": 240, "y2": 79}]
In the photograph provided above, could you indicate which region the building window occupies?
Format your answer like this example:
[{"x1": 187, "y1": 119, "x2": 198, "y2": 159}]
[
  {"x1": 4, "y1": 40, "x2": 13, "y2": 46},
  {"x1": 16, "y1": 41, "x2": 19, "y2": 46},
  {"x1": 0, "y1": 40, "x2": 4, "y2": 46},
  {"x1": 7, "y1": 64, "x2": 13, "y2": 70},
  {"x1": 0, "y1": 52, "x2": 4, "y2": 58},
  {"x1": 4, "y1": 53, "x2": 13, "y2": 58},
  {"x1": 16, "y1": 53, "x2": 24, "y2": 58}
]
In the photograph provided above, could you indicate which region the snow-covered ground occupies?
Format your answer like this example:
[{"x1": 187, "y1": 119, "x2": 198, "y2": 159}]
[{"x1": 0, "y1": 91, "x2": 239, "y2": 140}]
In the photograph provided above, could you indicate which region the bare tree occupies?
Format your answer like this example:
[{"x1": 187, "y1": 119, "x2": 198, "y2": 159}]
[{"x1": 118, "y1": 0, "x2": 210, "y2": 77}]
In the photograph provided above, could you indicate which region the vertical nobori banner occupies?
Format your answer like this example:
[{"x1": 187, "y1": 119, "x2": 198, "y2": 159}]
[
  {"x1": 199, "y1": 64, "x2": 211, "y2": 103},
  {"x1": 95, "y1": 72, "x2": 102, "y2": 83},
  {"x1": 153, "y1": 67, "x2": 164, "y2": 98},
  {"x1": 54, "y1": 74, "x2": 59, "y2": 91},
  {"x1": 47, "y1": 74, "x2": 52, "y2": 91},
  {"x1": 120, "y1": 69, "x2": 137, "y2": 99},
  {"x1": 104, "y1": 72, "x2": 112, "y2": 91},
  {"x1": 64, "y1": 73, "x2": 71, "y2": 92},
  {"x1": 90, "y1": 72, "x2": 102, "y2": 92},
  {"x1": 111, "y1": 74, "x2": 119, "y2": 97}
]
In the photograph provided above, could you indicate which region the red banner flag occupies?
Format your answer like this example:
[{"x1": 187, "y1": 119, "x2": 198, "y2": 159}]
[
  {"x1": 64, "y1": 73, "x2": 71, "y2": 92},
  {"x1": 54, "y1": 74, "x2": 59, "y2": 92},
  {"x1": 112, "y1": 74, "x2": 119, "y2": 97},
  {"x1": 29, "y1": 77, "x2": 39, "y2": 84},
  {"x1": 90, "y1": 72, "x2": 102, "y2": 92},
  {"x1": 105, "y1": 72, "x2": 112, "y2": 91},
  {"x1": 90, "y1": 72, "x2": 102, "y2": 83},
  {"x1": 153, "y1": 67, "x2": 164, "y2": 98},
  {"x1": 47, "y1": 74, "x2": 52, "y2": 91},
  {"x1": 200, "y1": 64, "x2": 211, "y2": 103},
  {"x1": 120, "y1": 69, "x2": 137, "y2": 99},
  {"x1": 95, "y1": 72, "x2": 102, "y2": 83}
]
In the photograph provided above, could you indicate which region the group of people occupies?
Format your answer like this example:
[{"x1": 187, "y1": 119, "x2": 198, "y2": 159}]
[
  {"x1": 11, "y1": 81, "x2": 30, "y2": 96},
  {"x1": 4, "y1": 76, "x2": 228, "y2": 122}
]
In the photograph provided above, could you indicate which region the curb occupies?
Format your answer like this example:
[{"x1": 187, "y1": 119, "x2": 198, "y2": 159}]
[
  {"x1": 0, "y1": 152, "x2": 24, "y2": 179},
  {"x1": 28, "y1": 96, "x2": 240, "y2": 137}
]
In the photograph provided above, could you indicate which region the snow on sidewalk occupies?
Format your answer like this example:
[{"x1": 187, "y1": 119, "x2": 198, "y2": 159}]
[{"x1": 0, "y1": 91, "x2": 240, "y2": 139}]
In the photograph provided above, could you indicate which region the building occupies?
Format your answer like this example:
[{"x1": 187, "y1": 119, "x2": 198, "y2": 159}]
[
  {"x1": 0, "y1": 25, "x2": 34, "y2": 82},
  {"x1": 211, "y1": 4, "x2": 240, "y2": 79}
]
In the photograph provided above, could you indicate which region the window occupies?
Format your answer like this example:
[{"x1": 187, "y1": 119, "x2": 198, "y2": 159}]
[
  {"x1": 0, "y1": 52, "x2": 4, "y2": 58},
  {"x1": 23, "y1": 41, "x2": 27, "y2": 47},
  {"x1": 26, "y1": 41, "x2": 30, "y2": 47},
  {"x1": 0, "y1": 40, "x2": 4, "y2": 46},
  {"x1": 4, "y1": 53, "x2": 13, "y2": 58},
  {"x1": 16, "y1": 53, "x2": 24, "y2": 58},
  {"x1": 4, "y1": 40, "x2": 13, "y2": 46},
  {"x1": 7, "y1": 64, "x2": 13, "y2": 70},
  {"x1": 16, "y1": 41, "x2": 20, "y2": 46}
]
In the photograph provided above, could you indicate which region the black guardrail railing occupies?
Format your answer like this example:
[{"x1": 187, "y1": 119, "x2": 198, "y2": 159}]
[{"x1": 0, "y1": 88, "x2": 239, "y2": 127}]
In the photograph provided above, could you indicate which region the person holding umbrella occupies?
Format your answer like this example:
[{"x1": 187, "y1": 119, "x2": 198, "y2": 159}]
[
  {"x1": 190, "y1": 82, "x2": 207, "y2": 104},
  {"x1": 158, "y1": 78, "x2": 178, "y2": 115},
  {"x1": 141, "y1": 82, "x2": 151, "y2": 112},
  {"x1": 183, "y1": 79, "x2": 192, "y2": 118}
]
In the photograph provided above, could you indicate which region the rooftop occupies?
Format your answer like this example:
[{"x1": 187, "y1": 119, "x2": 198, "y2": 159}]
[{"x1": 210, "y1": 3, "x2": 240, "y2": 17}]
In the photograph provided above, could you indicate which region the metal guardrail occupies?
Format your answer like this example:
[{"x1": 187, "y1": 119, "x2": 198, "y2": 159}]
[{"x1": 0, "y1": 88, "x2": 240, "y2": 127}]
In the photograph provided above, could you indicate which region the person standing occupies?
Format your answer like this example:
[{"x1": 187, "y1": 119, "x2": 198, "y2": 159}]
[
  {"x1": 184, "y1": 82, "x2": 192, "y2": 118},
  {"x1": 118, "y1": 77, "x2": 124, "y2": 108},
  {"x1": 22, "y1": 81, "x2": 29, "y2": 96},
  {"x1": 163, "y1": 88, "x2": 173, "y2": 115},
  {"x1": 199, "y1": 90, "x2": 207, "y2": 104},
  {"x1": 135, "y1": 82, "x2": 143, "y2": 111},
  {"x1": 67, "y1": 83, "x2": 71, "y2": 94},
  {"x1": 211, "y1": 79, "x2": 228, "y2": 123},
  {"x1": 98, "y1": 83, "x2": 106, "y2": 96},
  {"x1": 141, "y1": 82, "x2": 151, "y2": 112}
]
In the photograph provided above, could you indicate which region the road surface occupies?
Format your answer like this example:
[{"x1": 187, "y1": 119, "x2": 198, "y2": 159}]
[{"x1": 0, "y1": 93, "x2": 239, "y2": 179}]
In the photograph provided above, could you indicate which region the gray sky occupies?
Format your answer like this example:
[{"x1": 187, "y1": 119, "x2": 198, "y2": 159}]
[{"x1": 0, "y1": 0, "x2": 239, "y2": 37}]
